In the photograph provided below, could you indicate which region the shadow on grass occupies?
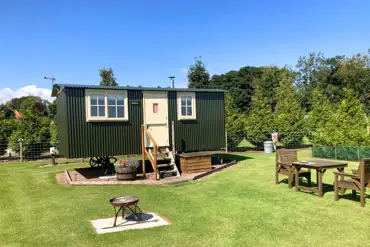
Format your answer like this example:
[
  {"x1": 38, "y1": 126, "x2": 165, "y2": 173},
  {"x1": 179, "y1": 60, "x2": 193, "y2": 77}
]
[
  {"x1": 336, "y1": 192, "x2": 370, "y2": 205},
  {"x1": 278, "y1": 178, "x2": 336, "y2": 196},
  {"x1": 212, "y1": 153, "x2": 252, "y2": 162}
]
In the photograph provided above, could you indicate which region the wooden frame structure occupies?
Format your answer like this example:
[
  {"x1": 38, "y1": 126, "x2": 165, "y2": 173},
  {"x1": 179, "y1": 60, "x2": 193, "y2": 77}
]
[
  {"x1": 141, "y1": 124, "x2": 159, "y2": 180},
  {"x1": 334, "y1": 158, "x2": 370, "y2": 207}
]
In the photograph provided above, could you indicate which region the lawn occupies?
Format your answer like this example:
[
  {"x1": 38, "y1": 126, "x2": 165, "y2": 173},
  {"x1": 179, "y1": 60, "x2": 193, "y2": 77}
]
[{"x1": 1, "y1": 150, "x2": 370, "y2": 247}]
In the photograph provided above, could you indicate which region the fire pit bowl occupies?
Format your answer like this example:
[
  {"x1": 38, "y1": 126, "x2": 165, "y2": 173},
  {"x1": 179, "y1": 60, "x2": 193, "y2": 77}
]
[{"x1": 109, "y1": 196, "x2": 142, "y2": 227}]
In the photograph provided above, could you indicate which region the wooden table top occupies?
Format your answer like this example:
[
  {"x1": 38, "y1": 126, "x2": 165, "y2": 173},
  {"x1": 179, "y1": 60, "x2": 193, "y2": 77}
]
[{"x1": 293, "y1": 160, "x2": 348, "y2": 169}]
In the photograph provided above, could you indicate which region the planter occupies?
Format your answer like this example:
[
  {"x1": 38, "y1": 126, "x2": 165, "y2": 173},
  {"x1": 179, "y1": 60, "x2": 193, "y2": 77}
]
[{"x1": 115, "y1": 167, "x2": 137, "y2": 181}]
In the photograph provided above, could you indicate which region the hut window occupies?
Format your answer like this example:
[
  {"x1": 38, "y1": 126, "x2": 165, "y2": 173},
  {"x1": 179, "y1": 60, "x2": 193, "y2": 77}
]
[
  {"x1": 90, "y1": 95, "x2": 105, "y2": 117},
  {"x1": 85, "y1": 90, "x2": 128, "y2": 122},
  {"x1": 177, "y1": 92, "x2": 196, "y2": 120}
]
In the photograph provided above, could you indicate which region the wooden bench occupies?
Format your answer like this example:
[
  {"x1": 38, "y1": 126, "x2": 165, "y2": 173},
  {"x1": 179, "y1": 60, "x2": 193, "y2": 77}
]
[{"x1": 178, "y1": 152, "x2": 213, "y2": 173}]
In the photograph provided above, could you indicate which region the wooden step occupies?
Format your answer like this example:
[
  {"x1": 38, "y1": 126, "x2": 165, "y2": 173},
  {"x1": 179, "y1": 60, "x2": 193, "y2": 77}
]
[
  {"x1": 157, "y1": 163, "x2": 173, "y2": 168},
  {"x1": 159, "y1": 169, "x2": 177, "y2": 177}
]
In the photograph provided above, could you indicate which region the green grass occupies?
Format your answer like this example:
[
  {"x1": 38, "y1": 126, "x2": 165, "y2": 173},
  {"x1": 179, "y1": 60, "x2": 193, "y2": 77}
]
[
  {"x1": 302, "y1": 135, "x2": 313, "y2": 145},
  {"x1": 1, "y1": 150, "x2": 370, "y2": 246},
  {"x1": 237, "y1": 139, "x2": 256, "y2": 148}
]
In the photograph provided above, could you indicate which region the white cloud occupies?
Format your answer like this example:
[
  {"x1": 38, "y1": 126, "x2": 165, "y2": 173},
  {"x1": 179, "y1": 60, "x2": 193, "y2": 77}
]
[{"x1": 0, "y1": 85, "x2": 54, "y2": 104}]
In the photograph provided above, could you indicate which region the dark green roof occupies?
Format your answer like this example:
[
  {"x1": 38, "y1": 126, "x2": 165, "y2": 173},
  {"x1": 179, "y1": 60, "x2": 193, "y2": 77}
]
[{"x1": 51, "y1": 83, "x2": 226, "y2": 97}]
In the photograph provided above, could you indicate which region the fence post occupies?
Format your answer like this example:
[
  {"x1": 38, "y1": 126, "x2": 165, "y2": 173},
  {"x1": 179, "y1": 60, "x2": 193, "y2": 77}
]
[
  {"x1": 358, "y1": 147, "x2": 360, "y2": 161},
  {"x1": 312, "y1": 144, "x2": 314, "y2": 158},
  {"x1": 19, "y1": 139, "x2": 23, "y2": 162},
  {"x1": 225, "y1": 131, "x2": 228, "y2": 153},
  {"x1": 334, "y1": 147, "x2": 337, "y2": 160}
]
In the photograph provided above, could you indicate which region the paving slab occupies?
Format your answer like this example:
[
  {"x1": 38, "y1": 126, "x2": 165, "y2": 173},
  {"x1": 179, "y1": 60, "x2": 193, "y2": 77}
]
[{"x1": 91, "y1": 212, "x2": 169, "y2": 234}]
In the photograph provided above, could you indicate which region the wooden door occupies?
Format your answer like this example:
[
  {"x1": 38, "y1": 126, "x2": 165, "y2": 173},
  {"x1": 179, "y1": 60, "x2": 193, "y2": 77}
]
[{"x1": 143, "y1": 91, "x2": 169, "y2": 147}]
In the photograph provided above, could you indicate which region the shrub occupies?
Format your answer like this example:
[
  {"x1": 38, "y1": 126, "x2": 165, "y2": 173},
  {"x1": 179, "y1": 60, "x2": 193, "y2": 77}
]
[{"x1": 8, "y1": 113, "x2": 51, "y2": 158}]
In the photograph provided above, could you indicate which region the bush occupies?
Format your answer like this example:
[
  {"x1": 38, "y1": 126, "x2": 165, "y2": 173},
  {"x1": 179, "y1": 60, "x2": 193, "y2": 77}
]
[
  {"x1": 312, "y1": 89, "x2": 370, "y2": 146},
  {"x1": 0, "y1": 119, "x2": 16, "y2": 155},
  {"x1": 9, "y1": 114, "x2": 51, "y2": 158}
]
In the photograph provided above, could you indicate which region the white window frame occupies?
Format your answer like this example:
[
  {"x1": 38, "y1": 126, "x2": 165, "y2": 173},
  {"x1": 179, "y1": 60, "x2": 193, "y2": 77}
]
[
  {"x1": 85, "y1": 89, "x2": 129, "y2": 122},
  {"x1": 177, "y1": 92, "x2": 196, "y2": 120}
]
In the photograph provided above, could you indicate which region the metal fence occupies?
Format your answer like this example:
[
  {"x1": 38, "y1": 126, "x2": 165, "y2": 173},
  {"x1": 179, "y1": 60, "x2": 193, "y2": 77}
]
[
  {"x1": 312, "y1": 145, "x2": 370, "y2": 161},
  {"x1": 226, "y1": 132, "x2": 312, "y2": 152},
  {"x1": 0, "y1": 132, "x2": 313, "y2": 163},
  {"x1": 0, "y1": 140, "x2": 58, "y2": 163}
]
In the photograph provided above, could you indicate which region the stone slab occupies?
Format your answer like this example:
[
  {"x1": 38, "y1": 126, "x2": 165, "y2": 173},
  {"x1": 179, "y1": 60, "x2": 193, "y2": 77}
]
[{"x1": 91, "y1": 212, "x2": 169, "y2": 234}]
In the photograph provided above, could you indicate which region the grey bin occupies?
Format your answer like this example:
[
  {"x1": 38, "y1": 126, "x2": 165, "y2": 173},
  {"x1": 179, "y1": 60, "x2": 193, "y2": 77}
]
[{"x1": 263, "y1": 141, "x2": 273, "y2": 154}]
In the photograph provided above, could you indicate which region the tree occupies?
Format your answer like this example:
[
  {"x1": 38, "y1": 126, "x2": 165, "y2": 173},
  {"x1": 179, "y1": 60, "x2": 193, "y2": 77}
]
[
  {"x1": 313, "y1": 89, "x2": 370, "y2": 146},
  {"x1": 99, "y1": 68, "x2": 118, "y2": 86},
  {"x1": 295, "y1": 53, "x2": 344, "y2": 110},
  {"x1": 307, "y1": 88, "x2": 335, "y2": 135},
  {"x1": 0, "y1": 119, "x2": 16, "y2": 155},
  {"x1": 50, "y1": 121, "x2": 58, "y2": 145},
  {"x1": 275, "y1": 71, "x2": 306, "y2": 144},
  {"x1": 48, "y1": 100, "x2": 57, "y2": 119},
  {"x1": 210, "y1": 66, "x2": 262, "y2": 114},
  {"x1": 224, "y1": 94, "x2": 247, "y2": 149},
  {"x1": 245, "y1": 86, "x2": 275, "y2": 143},
  {"x1": 187, "y1": 57, "x2": 210, "y2": 88},
  {"x1": 338, "y1": 53, "x2": 370, "y2": 113},
  {"x1": 252, "y1": 66, "x2": 290, "y2": 112},
  {"x1": 8, "y1": 111, "x2": 51, "y2": 158}
]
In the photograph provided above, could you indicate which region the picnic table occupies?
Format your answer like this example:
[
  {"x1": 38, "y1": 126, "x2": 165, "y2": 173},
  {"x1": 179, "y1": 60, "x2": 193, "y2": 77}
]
[{"x1": 293, "y1": 160, "x2": 348, "y2": 197}]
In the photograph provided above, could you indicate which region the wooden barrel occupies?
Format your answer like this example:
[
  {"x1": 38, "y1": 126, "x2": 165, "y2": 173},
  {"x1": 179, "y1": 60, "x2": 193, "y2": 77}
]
[{"x1": 116, "y1": 167, "x2": 137, "y2": 181}]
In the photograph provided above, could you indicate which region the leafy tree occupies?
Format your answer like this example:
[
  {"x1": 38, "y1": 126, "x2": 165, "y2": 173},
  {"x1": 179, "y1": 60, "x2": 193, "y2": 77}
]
[
  {"x1": 48, "y1": 100, "x2": 57, "y2": 119},
  {"x1": 338, "y1": 53, "x2": 370, "y2": 113},
  {"x1": 313, "y1": 90, "x2": 370, "y2": 146},
  {"x1": 275, "y1": 71, "x2": 306, "y2": 144},
  {"x1": 245, "y1": 86, "x2": 275, "y2": 142},
  {"x1": 210, "y1": 66, "x2": 262, "y2": 114},
  {"x1": 9, "y1": 112, "x2": 51, "y2": 158},
  {"x1": 99, "y1": 68, "x2": 118, "y2": 86},
  {"x1": 225, "y1": 94, "x2": 247, "y2": 149},
  {"x1": 7, "y1": 96, "x2": 48, "y2": 117},
  {"x1": 0, "y1": 119, "x2": 16, "y2": 155},
  {"x1": 50, "y1": 121, "x2": 58, "y2": 145},
  {"x1": 307, "y1": 88, "x2": 335, "y2": 135},
  {"x1": 252, "y1": 66, "x2": 290, "y2": 112},
  {"x1": 295, "y1": 53, "x2": 344, "y2": 110},
  {"x1": 0, "y1": 104, "x2": 14, "y2": 119},
  {"x1": 187, "y1": 57, "x2": 210, "y2": 88}
]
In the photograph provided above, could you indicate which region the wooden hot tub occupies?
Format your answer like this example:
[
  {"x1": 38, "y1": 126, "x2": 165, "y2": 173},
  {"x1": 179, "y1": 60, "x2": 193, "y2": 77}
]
[{"x1": 178, "y1": 152, "x2": 213, "y2": 173}]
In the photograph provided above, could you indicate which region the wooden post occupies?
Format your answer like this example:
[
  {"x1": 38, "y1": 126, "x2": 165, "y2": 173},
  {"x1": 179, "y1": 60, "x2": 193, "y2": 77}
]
[
  {"x1": 141, "y1": 125, "x2": 146, "y2": 178},
  {"x1": 171, "y1": 121, "x2": 175, "y2": 156},
  {"x1": 225, "y1": 131, "x2": 228, "y2": 153},
  {"x1": 154, "y1": 146, "x2": 158, "y2": 180},
  {"x1": 19, "y1": 139, "x2": 23, "y2": 162}
]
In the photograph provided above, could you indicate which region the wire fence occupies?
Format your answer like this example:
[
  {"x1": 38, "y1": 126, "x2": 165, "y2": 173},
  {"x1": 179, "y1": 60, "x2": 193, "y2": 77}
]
[
  {"x1": 0, "y1": 140, "x2": 59, "y2": 163},
  {"x1": 312, "y1": 145, "x2": 370, "y2": 161},
  {"x1": 0, "y1": 133, "x2": 314, "y2": 163},
  {"x1": 226, "y1": 132, "x2": 313, "y2": 152}
]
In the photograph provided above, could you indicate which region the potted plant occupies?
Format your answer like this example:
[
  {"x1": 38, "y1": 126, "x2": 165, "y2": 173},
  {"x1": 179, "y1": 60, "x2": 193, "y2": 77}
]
[{"x1": 114, "y1": 159, "x2": 139, "y2": 181}]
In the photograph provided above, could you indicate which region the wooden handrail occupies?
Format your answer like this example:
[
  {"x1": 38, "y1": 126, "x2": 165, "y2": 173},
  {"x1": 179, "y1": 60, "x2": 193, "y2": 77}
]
[
  {"x1": 141, "y1": 124, "x2": 159, "y2": 180},
  {"x1": 144, "y1": 128, "x2": 158, "y2": 148}
]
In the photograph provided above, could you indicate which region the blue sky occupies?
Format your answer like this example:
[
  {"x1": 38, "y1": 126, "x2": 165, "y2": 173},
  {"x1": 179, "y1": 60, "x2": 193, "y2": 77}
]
[{"x1": 0, "y1": 0, "x2": 369, "y2": 102}]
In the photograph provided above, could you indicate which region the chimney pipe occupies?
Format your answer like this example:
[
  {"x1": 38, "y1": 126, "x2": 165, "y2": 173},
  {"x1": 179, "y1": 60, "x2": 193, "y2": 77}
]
[{"x1": 169, "y1": 76, "x2": 175, "y2": 88}]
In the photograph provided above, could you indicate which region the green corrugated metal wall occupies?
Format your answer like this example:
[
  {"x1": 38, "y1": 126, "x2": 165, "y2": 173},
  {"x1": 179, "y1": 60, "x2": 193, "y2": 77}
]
[
  {"x1": 168, "y1": 91, "x2": 225, "y2": 152},
  {"x1": 60, "y1": 88, "x2": 143, "y2": 158},
  {"x1": 57, "y1": 88, "x2": 225, "y2": 158}
]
